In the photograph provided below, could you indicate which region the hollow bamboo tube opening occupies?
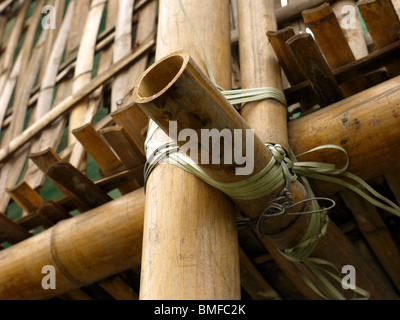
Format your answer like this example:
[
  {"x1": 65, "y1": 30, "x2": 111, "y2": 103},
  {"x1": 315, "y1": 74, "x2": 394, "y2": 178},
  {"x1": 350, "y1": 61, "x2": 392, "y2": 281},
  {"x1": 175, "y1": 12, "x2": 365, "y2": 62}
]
[
  {"x1": 135, "y1": 55, "x2": 185, "y2": 99},
  {"x1": 133, "y1": 51, "x2": 270, "y2": 184}
]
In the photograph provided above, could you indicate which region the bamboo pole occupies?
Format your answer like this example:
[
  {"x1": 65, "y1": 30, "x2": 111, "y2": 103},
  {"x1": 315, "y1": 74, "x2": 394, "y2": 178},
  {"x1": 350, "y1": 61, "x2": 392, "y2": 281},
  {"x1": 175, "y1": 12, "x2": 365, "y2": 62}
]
[
  {"x1": 287, "y1": 33, "x2": 345, "y2": 106},
  {"x1": 111, "y1": 0, "x2": 134, "y2": 112},
  {"x1": 139, "y1": 0, "x2": 240, "y2": 300},
  {"x1": 69, "y1": 0, "x2": 105, "y2": 146},
  {"x1": 289, "y1": 74, "x2": 400, "y2": 196},
  {"x1": 237, "y1": 0, "x2": 319, "y2": 299},
  {"x1": 0, "y1": 189, "x2": 145, "y2": 300}
]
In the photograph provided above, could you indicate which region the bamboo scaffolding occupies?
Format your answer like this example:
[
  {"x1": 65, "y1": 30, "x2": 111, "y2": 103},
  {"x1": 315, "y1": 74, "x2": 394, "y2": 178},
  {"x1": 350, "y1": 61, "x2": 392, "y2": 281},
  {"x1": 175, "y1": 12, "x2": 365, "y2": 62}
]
[
  {"x1": 24, "y1": 0, "x2": 75, "y2": 189},
  {"x1": 139, "y1": 0, "x2": 241, "y2": 300},
  {"x1": 0, "y1": 36, "x2": 155, "y2": 163},
  {"x1": 133, "y1": 51, "x2": 398, "y2": 299},
  {"x1": 0, "y1": 0, "x2": 30, "y2": 93}
]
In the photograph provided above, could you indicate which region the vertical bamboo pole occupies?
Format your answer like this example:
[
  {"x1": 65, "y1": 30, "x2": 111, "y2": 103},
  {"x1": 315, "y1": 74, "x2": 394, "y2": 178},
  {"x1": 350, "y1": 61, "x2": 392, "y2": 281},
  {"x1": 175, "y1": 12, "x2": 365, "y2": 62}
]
[
  {"x1": 139, "y1": 0, "x2": 240, "y2": 300},
  {"x1": 111, "y1": 0, "x2": 134, "y2": 112},
  {"x1": 69, "y1": 0, "x2": 105, "y2": 146}
]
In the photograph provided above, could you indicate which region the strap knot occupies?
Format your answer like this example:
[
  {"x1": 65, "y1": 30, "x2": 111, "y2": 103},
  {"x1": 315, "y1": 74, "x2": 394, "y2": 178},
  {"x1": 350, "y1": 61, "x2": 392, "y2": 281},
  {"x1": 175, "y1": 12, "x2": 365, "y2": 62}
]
[{"x1": 267, "y1": 144, "x2": 286, "y2": 163}]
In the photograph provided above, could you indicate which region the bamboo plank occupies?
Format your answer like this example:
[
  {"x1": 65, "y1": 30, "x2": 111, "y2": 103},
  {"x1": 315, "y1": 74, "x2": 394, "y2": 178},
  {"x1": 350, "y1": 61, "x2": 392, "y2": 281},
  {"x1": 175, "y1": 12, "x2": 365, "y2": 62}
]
[
  {"x1": 275, "y1": 0, "x2": 334, "y2": 25},
  {"x1": 38, "y1": 201, "x2": 70, "y2": 226},
  {"x1": 7, "y1": 181, "x2": 44, "y2": 214},
  {"x1": 73, "y1": 124, "x2": 140, "y2": 194},
  {"x1": 0, "y1": 213, "x2": 31, "y2": 245},
  {"x1": 288, "y1": 74, "x2": 400, "y2": 196},
  {"x1": 239, "y1": 248, "x2": 281, "y2": 300},
  {"x1": 72, "y1": 124, "x2": 124, "y2": 176},
  {"x1": 45, "y1": 161, "x2": 112, "y2": 211},
  {"x1": 69, "y1": 0, "x2": 106, "y2": 145},
  {"x1": 0, "y1": 36, "x2": 155, "y2": 163},
  {"x1": 0, "y1": 189, "x2": 145, "y2": 300},
  {"x1": 286, "y1": 33, "x2": 345, "y2": 106},
  {"x1": 28, "y1": 148, "x2": 75, "y2": 198},
  {"x1": 267, "y1": 27, "x2": 306, "y2": 87},
  {"x1": 100, "y1": 126, "x2": 146, "y2": 170},
  {"x1": 358, "y1": 0, "x2": 400, "y2": 77},
  {"x1": 341, "y1": 189, "x2": 400, "y2": 291},
  {"x1": 267, "y1": 27, "x2": 318, "y2": 110},
  {"x1": 286, "y1": 39, "x2": 400, "y2": 104},
  {"x1": 15, "y1": 166, "x2": 144, "y2": 231},
  {"x1": 332, "y1": 0, "x2": 370, "y2": 60},
  {"x1": 110, "y1": 106, "x2": 148, "y2": 157},
  {"x1": 302, "y1": 3, "x2": 369, "y2": 96}
]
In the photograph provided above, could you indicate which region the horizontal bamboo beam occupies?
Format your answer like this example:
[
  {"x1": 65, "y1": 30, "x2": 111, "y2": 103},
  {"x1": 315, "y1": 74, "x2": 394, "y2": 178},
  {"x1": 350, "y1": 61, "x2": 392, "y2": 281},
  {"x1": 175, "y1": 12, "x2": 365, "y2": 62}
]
[
  {"x1": 289, "y1": 75, "x2": 400, "y2": 195},
  {"x1": 0, "y1": 189, "x2": 145, "y2": 300}
]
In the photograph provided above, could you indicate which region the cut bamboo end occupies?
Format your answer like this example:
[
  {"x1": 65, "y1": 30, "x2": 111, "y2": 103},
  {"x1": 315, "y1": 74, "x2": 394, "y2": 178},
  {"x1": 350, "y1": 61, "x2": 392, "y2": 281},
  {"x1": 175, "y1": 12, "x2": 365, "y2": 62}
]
[
  {"x1": 133, "y1": 51, "x2": 189, "y2": 102},
  {"x1": 132, "y1": 51, "x2": 270, "y2": 184}
]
